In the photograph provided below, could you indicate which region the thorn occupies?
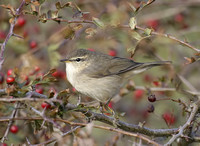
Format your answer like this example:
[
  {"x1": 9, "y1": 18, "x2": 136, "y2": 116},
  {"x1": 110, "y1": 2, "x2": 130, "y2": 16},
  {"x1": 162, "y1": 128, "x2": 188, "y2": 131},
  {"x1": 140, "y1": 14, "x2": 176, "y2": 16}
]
[{"x1": 12, "y1": 33, "x2": 24, "y2": 39}]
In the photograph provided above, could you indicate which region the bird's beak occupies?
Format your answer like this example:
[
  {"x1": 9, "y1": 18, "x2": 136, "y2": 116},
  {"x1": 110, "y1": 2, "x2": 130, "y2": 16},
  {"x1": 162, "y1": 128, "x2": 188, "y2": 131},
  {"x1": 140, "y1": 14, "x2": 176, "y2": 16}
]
[{"x1": 60, "y1": 59, "x2": 71, "y2": 63}]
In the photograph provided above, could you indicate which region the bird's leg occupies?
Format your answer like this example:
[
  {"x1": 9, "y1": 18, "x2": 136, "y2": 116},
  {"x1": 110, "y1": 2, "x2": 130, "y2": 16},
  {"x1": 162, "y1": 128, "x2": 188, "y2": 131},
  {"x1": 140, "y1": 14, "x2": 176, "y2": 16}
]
[
  {"x1": 104, "y1": 100, "x2": 120, "y2": 128},
  {"x1": 76, "y1": 94, "x2": 81, "y2": 106},
  {"x1": 99, "y1": 102, "x2": 104, "y2": 114},
  {"x1": 105, "y1": 99, "x2": 115, "y2": 116}
]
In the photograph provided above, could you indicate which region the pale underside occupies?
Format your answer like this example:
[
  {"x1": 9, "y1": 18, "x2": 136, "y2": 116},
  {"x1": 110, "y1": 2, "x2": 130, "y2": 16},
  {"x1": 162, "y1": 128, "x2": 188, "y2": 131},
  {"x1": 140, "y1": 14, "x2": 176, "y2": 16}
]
[{"x1": 66, "y1": 63, "x2": 122, "y2": 103}]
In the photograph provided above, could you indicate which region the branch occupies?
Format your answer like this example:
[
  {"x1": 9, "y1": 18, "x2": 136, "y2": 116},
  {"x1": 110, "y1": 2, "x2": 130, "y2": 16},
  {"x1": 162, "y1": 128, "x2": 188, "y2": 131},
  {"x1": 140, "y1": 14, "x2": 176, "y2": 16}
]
[
  {"x1": 0, "y1": 0, "x2": 25, "y2": 71},
  {"x1": 0, "y1": 102, "x2": 20, "y2": 143},
  {"x1": 41, "y1": 17, "x2": 200, "y2": 53},
  {"x1": 135, "y1": 26, "x2": 200, "y2": 53},
  {"x1": 58, "y1": 119, "x2": 161, "y2": 146},
  {"x1": 65, "y1": 103, "x2": 178, "y2": 137},
  {"x1": 2, "y1": 117, "x2": 200, "y2": 144},
  {"x1": 29, "y1": 105, "x2": 62, "y2": 129},
  {"x1": 164, "y1": 101, "x2": 200, "y2": 145},
  {"x1": 0, "y1": 91, "x2": 178, "y2": 137},
  {"x1": 0, "y1": 117, "x2": 160, "y2": 145},
  {"x1": 46, "y1": 18, "x2": 94, "y2": 24},
  {"x1": 119, "y1": 25, "x2": 200, "y2": 53},
  {"x1": 0, "y1": 97, "x2": 62, "y2": 103}
]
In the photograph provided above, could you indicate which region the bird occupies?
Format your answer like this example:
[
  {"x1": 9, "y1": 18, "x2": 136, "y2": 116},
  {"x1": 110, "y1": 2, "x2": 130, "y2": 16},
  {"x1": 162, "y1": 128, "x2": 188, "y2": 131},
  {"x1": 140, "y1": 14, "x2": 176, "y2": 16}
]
[{"x1": 60, "y1": 49, "x2": 171, "y2": 105}]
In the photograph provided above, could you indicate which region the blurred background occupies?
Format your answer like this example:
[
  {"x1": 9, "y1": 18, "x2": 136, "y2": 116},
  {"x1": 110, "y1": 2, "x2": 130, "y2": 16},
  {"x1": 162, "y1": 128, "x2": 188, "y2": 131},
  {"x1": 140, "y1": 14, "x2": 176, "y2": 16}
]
[{"x1": 0, "y1": 0, "x2": 200, "y2": 145}]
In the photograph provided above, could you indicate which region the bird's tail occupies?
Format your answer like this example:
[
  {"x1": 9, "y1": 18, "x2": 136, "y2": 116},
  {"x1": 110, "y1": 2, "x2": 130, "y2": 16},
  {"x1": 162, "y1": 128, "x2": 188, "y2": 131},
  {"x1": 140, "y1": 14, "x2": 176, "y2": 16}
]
[{"x1": 132, "y1": 61, "x2": 172, "y2": 74}]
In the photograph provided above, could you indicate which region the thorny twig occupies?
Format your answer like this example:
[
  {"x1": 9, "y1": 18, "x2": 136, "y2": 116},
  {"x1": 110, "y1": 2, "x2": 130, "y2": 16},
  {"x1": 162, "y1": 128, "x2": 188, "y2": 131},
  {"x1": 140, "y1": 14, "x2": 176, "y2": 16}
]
[
  {"x1": 0, "y1": 0, "x2": 25, "y2": 71},
  {"x1": 1, "y1": 102, "x2": 21, "y2": 143},
  {"x1": 41, "y1": 17, "x2": 200, "y2": 53},
  {"x1": 164, "y1": 101, "x2": 200, "y2": 145}
]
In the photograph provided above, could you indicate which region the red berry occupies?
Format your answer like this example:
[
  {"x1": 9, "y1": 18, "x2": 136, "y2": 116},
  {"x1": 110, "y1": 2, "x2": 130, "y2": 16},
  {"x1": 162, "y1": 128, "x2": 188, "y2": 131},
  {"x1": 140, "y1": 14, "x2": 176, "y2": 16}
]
[
  {"x1": 41, "y1": 102, "x2": 51, "y2": 109},
  {"x1": 147, "y1": 104, "x2": 154, "y2": 113},
  {"x1": 36, "y1": 88, "x2": 43, "y2": 94},
  {"x1": 52, "y1": 70, "x2": 66, "y2": 79},
  {"x1": 34, "y1": 66, "x2": 40, "y2": 72},
  {"x1": 153, "y1": 81, "x2": 160, "y2": 86},
  {"x1": 88, "y1": 48, "x2": 95, "y2": 51},
  {"x1": 17, "y1": 17, "x2": 26, "y2": 27},
  {"x1": 148, "y1": 94, "x2": 156, "y2": 102},
  {"x1": 0, "y1": 31, "x2": 6, "y2": 40},
  {"x1": 133, "y1": 89, "x2": 144, "y2": 101},
  {"x1": 174, "y1": 13, "x2": 184, "y2": 23},
  {"x1": 60, "y1": 71, "x2": 66, "y2": 79},
  {"x1": 30, "y1": 40, "x2": 37, "y2": 49},
  {"x1": 6, "y1": 77, "x2": 15, "y2": 85},
  {"x1": 108, "y1": 102, "x2": 113, "y2": 109},
  {"x1": 146, "y1": 19, "x2": 159, "y2": 30},
  {"x1": 162, "y1": 112, "x2": 176, "y2": 126},
  {"x1": 0, "y1": 143, "x2": 7, "y2": 146},
  {"x1": 0, "y1": 72, "x2": 4, "y2": 84},
  {"x1": 108, "y1": 50, "x2": 117, "y2": 56},
  {"x1": 10, "y1": 125, "x2": 18, "y2": 134},
  {"x1": 7, "y1": 69, "x2": 13, "y2": 76},
  {"x1": 52, "y1": 70, "x2": 60, "y2": 78}
]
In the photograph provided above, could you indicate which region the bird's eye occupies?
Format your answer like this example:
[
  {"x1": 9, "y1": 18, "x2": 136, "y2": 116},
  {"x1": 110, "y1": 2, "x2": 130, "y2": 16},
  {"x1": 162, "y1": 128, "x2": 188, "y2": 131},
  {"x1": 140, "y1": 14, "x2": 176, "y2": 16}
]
[{"x1": 76, "y1": 58, "x2": 81, "y2": 62}]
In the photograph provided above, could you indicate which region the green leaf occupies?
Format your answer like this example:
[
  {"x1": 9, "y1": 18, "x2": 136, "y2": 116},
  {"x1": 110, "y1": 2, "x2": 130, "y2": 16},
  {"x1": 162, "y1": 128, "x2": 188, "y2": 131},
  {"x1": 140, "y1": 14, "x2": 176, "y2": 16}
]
[
  {"x1": 57, "y1": 89, "x2": 70, "y2": 100},
  {"x1": 129, "y1": 17, "x2": 137, "y2": 30},
  {"x1": 92, "y1": 17, "x2": 104, "y2": 27},
  {"x1": 42, "y1": 69, "x2": 56, "y2": 79},
  {"x1": 131, "y1": 31, "x2": 142, "y2": 41},
  {"x1": 55, "y1": 2, "x2": 71, "y2": 10},
  {"x1": 127, "y1": 47, "x2": 136, "y2": 55},
  {"x1": 47, "y1": 10, "x2": 59, "y2": 19},
  {"x1": 144, "y1": 28, "x2": 152, "y2": 36},
  {"x1": 38, "y1": 13, "x2": 47, "y2": 23},
  {"x1": 62, "y1": 26, "x2": 75, "y2": 39}
]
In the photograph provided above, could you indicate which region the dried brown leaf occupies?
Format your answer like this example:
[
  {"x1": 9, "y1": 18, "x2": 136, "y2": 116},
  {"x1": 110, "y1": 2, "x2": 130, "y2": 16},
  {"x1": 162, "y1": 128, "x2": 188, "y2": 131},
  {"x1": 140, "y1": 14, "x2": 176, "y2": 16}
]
[
  {"x1": 0, "y1": 4, "x2": 15, "y2": 16},
  {"x1": 184, "y1": 57, "x2": 196, "y2": 64}
]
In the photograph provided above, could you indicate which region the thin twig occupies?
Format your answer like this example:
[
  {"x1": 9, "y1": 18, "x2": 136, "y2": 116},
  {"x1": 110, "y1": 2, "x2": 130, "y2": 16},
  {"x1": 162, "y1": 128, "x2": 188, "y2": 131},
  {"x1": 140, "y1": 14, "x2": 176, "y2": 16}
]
[
  {"x1": 0, "y1": 0, "x2": 25, "y2": 71},
  {"x1": 119, "y1": 24, "x2": 200, "y2": 53},
  {"x1": 12, "y1": 33, "x2": 24, "y2": 39},
  {"x1": 43, "y1": 17, "x2": 200, "y2": 53},
  {"x1": 46, "y1": 18, "x2": 94, "y2": 24},
  {"x1": 29, "y1": 105, "x2": 62, "y2": 129},
  {"x1": 58, "y1": 120, "x2": 161, "y2": 146},
  {"x1": 164, "y1": 101, "x2": 199, "y2": 145},
  {"x1": 1, "y1": 117, "x2": 200, "y2": 143},
  {"x1": 31, "y1": 126, "x2": 81, "y2": 146},
  {"x1": 0, "y1": 97, "x2": 62, "y2": 103},
  {"x1": 1, "y1": 102, "x2": 21, "y2": 143},
  {"x1": 135, "y1": 26, "x2": 200, "y2": 53}
]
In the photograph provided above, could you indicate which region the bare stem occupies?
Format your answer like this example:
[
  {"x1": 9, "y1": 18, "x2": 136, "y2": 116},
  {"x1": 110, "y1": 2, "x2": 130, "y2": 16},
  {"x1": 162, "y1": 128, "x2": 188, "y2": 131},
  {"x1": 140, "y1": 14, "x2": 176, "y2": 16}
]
[
  {"x1": 0, "y1": 0, "x2": 25, "y2": 71},
  {"x1": 164, "y1": 101, "x2": 199, "y2": 145},
  {"x1": 1, "y1": 102, "x2": 20, "y2": 143}
]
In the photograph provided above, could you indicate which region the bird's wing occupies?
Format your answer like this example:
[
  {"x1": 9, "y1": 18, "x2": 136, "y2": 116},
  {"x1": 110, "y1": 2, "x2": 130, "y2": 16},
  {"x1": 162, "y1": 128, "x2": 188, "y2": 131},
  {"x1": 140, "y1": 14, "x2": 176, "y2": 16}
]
[{"x1": 84, "y1": 57, "x2": 142, "y2": 78}]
